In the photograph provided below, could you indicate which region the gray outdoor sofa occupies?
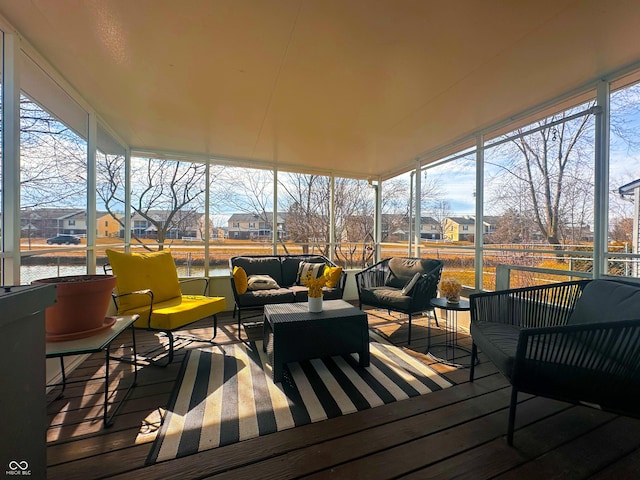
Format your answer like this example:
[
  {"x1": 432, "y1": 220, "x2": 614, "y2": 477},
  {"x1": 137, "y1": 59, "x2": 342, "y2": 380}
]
[
  {"x1": 229, "y1": 254, "x2": 346, "y2": 337},
  {"x1": 469, "y1": 278, "x2": 640, "y2": 445}
]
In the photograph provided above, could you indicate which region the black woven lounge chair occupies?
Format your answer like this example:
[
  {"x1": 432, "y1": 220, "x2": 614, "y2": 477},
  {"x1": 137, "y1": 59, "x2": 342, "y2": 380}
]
[
  {"x1": 469, "y1": 278, "x2": 640, "y2": 445},
  {"x1": 355, "y1": 257, "x2": 443, "y2": 344}
]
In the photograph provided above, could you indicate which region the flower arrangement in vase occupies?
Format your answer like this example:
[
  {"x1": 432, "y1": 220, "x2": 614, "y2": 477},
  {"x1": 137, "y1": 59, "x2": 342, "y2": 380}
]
[
  {"x1": 440, "y1": 278, "x2": 462, "y2": 304},
  {"x1": 302, "y1": 271, "x2": 326, "y2": 312}
]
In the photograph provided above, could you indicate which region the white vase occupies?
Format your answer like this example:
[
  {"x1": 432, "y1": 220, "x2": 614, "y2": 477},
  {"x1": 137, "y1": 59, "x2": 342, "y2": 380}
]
[{"x1": 308, "y1": 296, "x2": 323, "y2": 312}]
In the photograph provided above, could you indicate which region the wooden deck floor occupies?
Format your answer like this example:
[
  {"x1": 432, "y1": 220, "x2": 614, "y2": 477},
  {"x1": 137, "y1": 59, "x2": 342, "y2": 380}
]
[{"x1": 46, "y1": 307, "x2": 640, "y2": 479}]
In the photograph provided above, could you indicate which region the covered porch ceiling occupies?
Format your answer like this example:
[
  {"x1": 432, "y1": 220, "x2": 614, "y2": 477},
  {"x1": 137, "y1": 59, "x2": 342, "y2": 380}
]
[{"x1": 1, "y1": 0, "x2": 640, "y2": 180}]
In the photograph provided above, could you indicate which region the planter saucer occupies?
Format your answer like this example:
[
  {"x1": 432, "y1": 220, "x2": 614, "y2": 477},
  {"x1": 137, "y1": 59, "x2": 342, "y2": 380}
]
[{"x1": 46, "y1": 316, "x2": 117, "y2": 343}]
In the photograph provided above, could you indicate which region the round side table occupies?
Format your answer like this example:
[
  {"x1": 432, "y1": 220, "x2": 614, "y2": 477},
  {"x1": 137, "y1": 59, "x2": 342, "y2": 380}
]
[{"x1": 428, "y1": 297, "x2": 477, "y2": 367}]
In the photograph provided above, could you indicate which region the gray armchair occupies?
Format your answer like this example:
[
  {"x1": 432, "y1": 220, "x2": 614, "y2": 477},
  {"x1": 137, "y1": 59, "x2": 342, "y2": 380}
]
[
  {"x1": 469, "y1": 279, "x2": 640, "y2": 445},
  {"x1": 355, "y1": 257, "x2": 443, "y2": 344}
]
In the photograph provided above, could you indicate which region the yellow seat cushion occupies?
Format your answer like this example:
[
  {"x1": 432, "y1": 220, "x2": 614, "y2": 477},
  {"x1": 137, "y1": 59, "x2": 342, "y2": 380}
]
[
  {"x1": 232, "y1": 266, "x2": 248, "y2": 294},
  {"x1": 122, "y1": 295, "x2": 226, "y2": 331},
  {"x1": 324, "y1": 266, "x2": 343, "y2": 288},
  {"x1": 106, "y1": 249, "x2": 182, "y2": 312}
]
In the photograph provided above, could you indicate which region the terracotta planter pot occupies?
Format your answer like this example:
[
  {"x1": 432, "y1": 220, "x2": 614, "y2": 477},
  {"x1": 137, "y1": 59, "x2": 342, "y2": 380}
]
[{"x1": 32, "y1": 274, "x2": 117, "y2": 342}]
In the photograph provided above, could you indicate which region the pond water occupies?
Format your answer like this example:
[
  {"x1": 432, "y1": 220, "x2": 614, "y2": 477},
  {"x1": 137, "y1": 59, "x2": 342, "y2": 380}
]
[{"x1": 19, "y1": 265, "x2": 229, "y2": 284}]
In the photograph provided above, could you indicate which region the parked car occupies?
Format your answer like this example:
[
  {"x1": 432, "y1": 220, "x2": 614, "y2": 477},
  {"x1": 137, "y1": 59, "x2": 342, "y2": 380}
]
[{"x1": 46, "y1": 234, "x2": 81, "y2": 245}]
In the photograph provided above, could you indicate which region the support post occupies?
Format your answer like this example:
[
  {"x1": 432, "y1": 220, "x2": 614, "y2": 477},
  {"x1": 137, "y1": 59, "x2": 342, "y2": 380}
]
[
  {"x1": 2, "y1": 33, "x2": 21, "y2": 284},
  {"x1": 475, "y1": 134, "x2": 484, "y2": 291},
  {"x1": 594, "y1": 81, "x2": 610, "y2": 278}
]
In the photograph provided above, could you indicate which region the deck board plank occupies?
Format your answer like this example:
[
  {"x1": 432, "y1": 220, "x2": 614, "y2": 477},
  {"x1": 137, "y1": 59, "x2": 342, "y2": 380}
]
[{"x1": 45, "y1": 308, "x2": 640, "y2": 480}]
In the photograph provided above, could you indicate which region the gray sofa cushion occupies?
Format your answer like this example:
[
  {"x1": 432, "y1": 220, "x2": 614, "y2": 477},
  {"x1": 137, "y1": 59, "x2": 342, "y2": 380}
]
[
  {"x1": 287, "y1": 285, "x2": 343, "y2": 302},
  {"x1": 236, "y1": 288, "x2": 295, "y2": 307},
  {"x1": 385, "y1": 257, "x2": 440, "y2": 289},
  {"x1": 469, "y1": 322, "x2": 521, "y2": 380},
  {"x1": 233, "y1": 257, "x2": 283, "y2": 285},
  {"x1": 359, "y1": 286, "x2": 412, "y2": 311},
  {"x1": 281, "y1": 256, "x2": 327, "y2": 287},
  {"x1": 568, "y1": 279, "x2": 640, "y2": 325}
]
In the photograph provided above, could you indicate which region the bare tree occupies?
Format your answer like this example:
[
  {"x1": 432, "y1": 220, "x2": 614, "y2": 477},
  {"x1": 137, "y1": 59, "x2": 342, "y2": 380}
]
[
  {"x1": 428, "y1": 199, "x2": 452, "y2": 240},
  {"x1": 98, "y1": 157, "x2": 216, "y2": 250},
  {"x1": 20, "y1": 97, "x2": 87, "y2": 209},
  {"x1": 487, "y1": 105, "x2": 594, "y2": 247},
  {"x1": 488, "y1": 208, "x2": 526, "y2": 244},
  {"x1": 278, "y1": 173, "x2": 330, "y2": 255},
  {"x1": 333, "y1": 178, "x2": 374, "y2": 267},
  {"x1": 218, "y1": 167, "x2": 273, "y2": 219},
  {"x1": 610, "y1": 217, "x2": 633, "y2": 243}
]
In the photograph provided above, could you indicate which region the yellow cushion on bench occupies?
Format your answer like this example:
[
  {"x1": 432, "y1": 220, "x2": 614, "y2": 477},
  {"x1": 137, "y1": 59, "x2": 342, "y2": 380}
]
[
  {"x1": 233, "y1": 266, "x2": 248, "y2": 294},
  {"x1": 324, "y1": 266, "x2": 343, "y2": 288},
  {"x1": 123, "y1": 295, "x2": 226, "y2": 331},
  {"x1": 106, "y1": 249, "x2": 182, "y2": 313}
]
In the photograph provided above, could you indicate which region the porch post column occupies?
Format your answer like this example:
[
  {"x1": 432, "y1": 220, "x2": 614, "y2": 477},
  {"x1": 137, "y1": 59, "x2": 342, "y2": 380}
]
[
  {"x1": 87, "y1": 112, "x2": 97, "y2": 273},
  {"x1": 593, "y1": 81, "x2": 610, "y2": 278},
  {"x1": 374, "y1": 177, "x2": 382, "y2": 263},
  {"x1": 329, "y1": 174, "x2": 335, "y2": 262},
  {"x1": 408, "y1": 171, "x2": 413, "y2": 255},
  {"x1": 204, "y1": 160, "x2": 210, "y2": 276},
  {"x1": 414, "y1": 161, "x2": 421, "y2": 257},
  {"x1": 124, "y1": 148, "x2": 132, "y2": 250},
  {"x1": 475, "y1": 133, "x2": 484, "y2": 291},
  {"x1": 273, "y1": 167, "x2": 278, "y2": 255},
  {"x1": 2, "y1": 33, "x2": 21, "y2": 284}
]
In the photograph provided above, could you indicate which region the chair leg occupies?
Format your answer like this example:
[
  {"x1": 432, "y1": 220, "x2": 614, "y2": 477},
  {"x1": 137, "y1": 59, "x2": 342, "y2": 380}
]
[
  {"x1": 507, "y1": 386, "x2": 518, "y2": 446},
  {"x1": 408, "y1": 314, "x2": 412, "y2": 344},
  {"x1": 237, "y1": 309, "x2": 242, "y2": 340},
  {"x1": 232, "y1": 304, "x2": 237, "y2": 319},
  {"x1": 433, "y1": 308, "x2": 439, "y2": 328},
  {"x1": 469, "y1": 343, "x2": 477, "y2": 381},
  {"x1": 147, "y1": 331, "x2": 174, "y2": 368},
  {"x1": 165, "y1": 332, "x2": 175, "y2": 365}
]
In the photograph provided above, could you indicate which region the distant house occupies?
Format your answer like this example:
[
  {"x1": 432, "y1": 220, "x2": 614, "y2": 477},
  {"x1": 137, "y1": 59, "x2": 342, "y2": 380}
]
[
  {"x1": 348, "y1": 213, "x2": 441, "y2": 241},
  {"x1": 342, "y1": 214, "x2": 374, "y2": 242},
  {"x1": 561, "y1": 224, "x2": 594, "y2": 243},
  {"x1": 444, "y1": 216, "x2": 475, "y2": 241},
  {"x1": 619, "y1": 179, "x2": 640, "y2": 276},
  {"x1": 130, "y1": 210, "x2": 203, "y2": 240},
  {"x1": 97, "y1": 213, "x2": 122, "y2": 238},
  {"x1": 227, "y1": 212, "x2": 286, "y2": 240},
  {"x1": 420, "y1": 216, "x2": 441, "y2": 240},
  {"x1": 58, "y1": 211, "x2": 87, "y2": 236},
  {"x1": 482, "y1": 216, "x2": 500, "y2": 235},
  {"x1": 442, "y1": 215, "x2": 500, "y2": 241},
  {"x1": 381, "y1": 214, "x2": 409, "y2": 241},
  {"x1": 212, "y1": 227, "x2": 226, "y2": 240},
  {"x1": 21, "y1": 208, "x2": 87, "y2": 238}
]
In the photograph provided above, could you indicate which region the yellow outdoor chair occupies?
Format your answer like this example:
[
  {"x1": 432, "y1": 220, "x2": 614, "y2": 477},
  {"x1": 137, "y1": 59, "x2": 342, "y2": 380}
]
[{"x1": 105, "y1": 249, "x2": 226, "y2": 366}]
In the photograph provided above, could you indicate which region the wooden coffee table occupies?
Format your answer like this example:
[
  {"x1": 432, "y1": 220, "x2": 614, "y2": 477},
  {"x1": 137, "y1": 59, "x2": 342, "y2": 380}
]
[{"x1": 263, "y1": 300, "x2": 370, "y2": 383}]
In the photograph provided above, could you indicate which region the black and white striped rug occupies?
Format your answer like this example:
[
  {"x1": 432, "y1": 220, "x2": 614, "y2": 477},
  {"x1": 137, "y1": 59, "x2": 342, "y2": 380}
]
[{"x1": 147, "y1": 330, "x2": 453, "y2": 464}]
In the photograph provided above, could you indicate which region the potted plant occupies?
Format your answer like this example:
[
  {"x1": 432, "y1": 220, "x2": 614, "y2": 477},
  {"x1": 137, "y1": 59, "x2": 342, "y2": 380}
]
[
  {"x1": 32, "y1": 274, "x2": 117, "y2": 342},
  {"x1": 439, "y1": 278, "x2": 462, "y2": 304},
  {"x1": 302, "y1": 271, "x2": 326, "y2": 312}
]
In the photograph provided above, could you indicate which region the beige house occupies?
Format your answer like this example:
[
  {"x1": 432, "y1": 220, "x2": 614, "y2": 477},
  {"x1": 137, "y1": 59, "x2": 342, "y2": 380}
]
[
  {"x1": 97, "y1": 213, "x2": 122, "y2": 238},
  {"x1": 227, "y1": 213, "x2": 286, "y2": 240},
  {"x1": 444, "y1": 216, "x2": 476, "y2": 242}
]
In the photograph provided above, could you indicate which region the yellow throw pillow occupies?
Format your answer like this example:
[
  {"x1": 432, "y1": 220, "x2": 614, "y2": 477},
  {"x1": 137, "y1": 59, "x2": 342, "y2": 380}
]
[
  {"x1": 106, "y1": 249, "x2": 182, "y2": 313},
  {"x1": 324, "y1": 266, "x2": 343, "y2": 288},
  {"x1": 233, "y1": 266, "x2": 248, "y2": 294}
]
